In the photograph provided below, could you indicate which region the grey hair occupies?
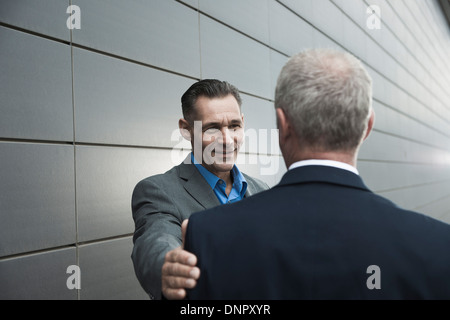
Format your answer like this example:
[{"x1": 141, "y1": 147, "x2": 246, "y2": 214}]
[{"x1": 275, "y1": 48, "x2": 373, "y2": 152}]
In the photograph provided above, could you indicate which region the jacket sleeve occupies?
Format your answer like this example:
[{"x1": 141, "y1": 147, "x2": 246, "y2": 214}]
[{"x1": 131, "y1": 177, "x2": 183, "y2": 299}]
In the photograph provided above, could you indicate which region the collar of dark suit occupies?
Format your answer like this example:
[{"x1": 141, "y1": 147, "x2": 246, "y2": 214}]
[{"x1": 275, "y1": 165, "x2": 370, "y2": 192}]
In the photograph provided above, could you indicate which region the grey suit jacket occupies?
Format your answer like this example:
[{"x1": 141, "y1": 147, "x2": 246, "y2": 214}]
[{"x1": 131, "y1": 157, "x2": 269, "y2": 299}]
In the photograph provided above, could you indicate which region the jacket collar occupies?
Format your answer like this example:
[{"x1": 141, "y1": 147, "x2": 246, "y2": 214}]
[
  {"x1": 275, "y1": 165, "x2": 371, "y2": 192},
  {"x1": 178, "y1": 156, "x2": 221, "y2": 209}
]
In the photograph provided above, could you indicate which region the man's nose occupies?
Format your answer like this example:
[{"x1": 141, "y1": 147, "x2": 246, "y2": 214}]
[{"x1": 218, "y1": 128, "x2": 234, "y2": 146}]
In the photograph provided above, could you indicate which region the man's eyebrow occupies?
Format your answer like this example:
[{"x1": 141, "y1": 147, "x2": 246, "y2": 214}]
[
  {"x1": 202, "y1": 119, "x2": 242, "y2": 128},
  {"x1": 202, "y1": 121, "x2": 221, "y2": 129}
]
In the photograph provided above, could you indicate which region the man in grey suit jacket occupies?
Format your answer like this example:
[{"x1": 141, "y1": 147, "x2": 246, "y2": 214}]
[{"x1": 131, "y1": 79, "x2": 269, "y2": 299}]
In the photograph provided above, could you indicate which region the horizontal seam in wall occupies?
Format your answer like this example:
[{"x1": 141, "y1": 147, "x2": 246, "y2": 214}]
[
  {"x1": 373, "y1": 98, "x2": 450, "y2": 141},
  {"x1": 389, "y1": 0, "x2": 450, "y2": 98},
  {"x1": 70, "y1": 42, "x2": 200, "y2": 82},
  {"x1": 412, "y1": 193, "x2": 450, "y2": 213},
  {"x1": 0, "y1": 22, "x2": 70, "y2": 46},
  {"x1": 0, "y1": 244, "x2": 77, "y2": 261},
  {"x1": 357, "y1": 158, "x2": 450, "y2": 166},
  {"x1": 276, "y1": 0, "x2": 450, "y2": 115},
  {"x1": 0, "y1": 138, "x2": 282, "y2": 156},
  {"x1": 361, "y1": 0, "x2": 450, "y2": 102},
  {"x1": 360, "y1": 0, "x2": 450, "y2": 112},
  {"x1": 275, "y1": 1, "x2": 450, "y2": 126},
  {"x1": 0, "y1": 22, "x2": 200, "y2": 84},
  {"x1": 2, "y1": 14, "x2": 449, "y2": 126},
  {"x1": 76, "y1": 233, "x2": 134, "y2": 247},
  {"x1": 423, "y1": 1, "x2": 450, "y2": 59},
  {"x1": 0, "y1": 233, "x2": 134, "y2": 261},
  {"x1": 371, "y1": 128, "x2": 450, "y2": 153},
  {"x1": 1, "y1": 129, "x2": 450, "y2": 155},
  {"x1": 328, "y1": 1, "x2": 450, "y2": 121},
  {"x1": 175, "y1": 0, "x2": 288, "y2": 58},
  {"x1": 1, "y1": 8, "x2": 450, "y2": 150},
  {"x1": 374, "y1": 178, "x2": 450, "y2": 194}
]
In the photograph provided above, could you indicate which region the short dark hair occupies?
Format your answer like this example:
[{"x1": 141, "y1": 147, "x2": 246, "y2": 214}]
[{"x1": 181, "y1": 79, "x2": 242, "y2": 122}]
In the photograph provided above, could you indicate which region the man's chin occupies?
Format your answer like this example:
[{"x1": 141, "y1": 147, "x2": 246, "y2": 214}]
[
  {"x1": 209, "y1": 163, "x2": 234, "y2": 175},
  {"x1": 204, "y1": 156, "x2": 236, "y2": 172}
]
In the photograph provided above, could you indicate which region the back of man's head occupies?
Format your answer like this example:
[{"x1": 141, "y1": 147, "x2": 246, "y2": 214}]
[{"x1": 275, "y1": 48, "x2": 373, "y2": 153}]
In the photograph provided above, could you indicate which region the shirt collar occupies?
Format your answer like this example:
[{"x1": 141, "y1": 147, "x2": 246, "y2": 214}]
[
  {"x1": 288, "y1": 159, "x2": 359, "y2": 175},
  {"x1": 190, "y1": 153, "x2": 248, "y2": 191}
]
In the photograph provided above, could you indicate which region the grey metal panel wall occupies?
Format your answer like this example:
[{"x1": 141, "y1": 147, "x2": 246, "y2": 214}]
[
  {"x1": 0, "y1": 27, "x2": 73, "y2": 141},
  {"x1": 1, "y1": 0, "x2": 449, "y2": 299}
]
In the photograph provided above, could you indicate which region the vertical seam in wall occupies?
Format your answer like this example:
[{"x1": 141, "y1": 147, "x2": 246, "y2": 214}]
[
  {"x1": 197, "y1": 0, "x2": 202, "y2": 80},
  {"x1": 68, "y1": 0, "x2": 80, "y2": 301},
  {"x1": 266, "y1": 0, "x2": 273, "y2": 94}
]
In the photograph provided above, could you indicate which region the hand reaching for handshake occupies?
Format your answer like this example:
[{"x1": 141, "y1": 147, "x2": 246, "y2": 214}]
[{"x1": 161, "y1": 220, "x2": 200, "y2": 299}]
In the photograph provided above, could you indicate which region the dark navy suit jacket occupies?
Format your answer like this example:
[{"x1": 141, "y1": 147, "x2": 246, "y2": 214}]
[{"x1": 185, "y1": 165, "x2": 450, "y2": 299}]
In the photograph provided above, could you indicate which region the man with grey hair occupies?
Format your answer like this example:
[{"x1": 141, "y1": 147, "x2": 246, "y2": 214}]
[{"x1": 180, "y1": 48, "x2": 450, "y2": 299}]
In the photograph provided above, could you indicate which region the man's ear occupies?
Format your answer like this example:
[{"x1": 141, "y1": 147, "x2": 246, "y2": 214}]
[
  {"x1": 363, "y1": 110, "x2": 375, "y2": 141},
  {"x1": 179, "y1": 118, "x2": 192, "y2": 141},
  {"x1": 276, "y1": 108, "x2": 292, "y2": 145}
]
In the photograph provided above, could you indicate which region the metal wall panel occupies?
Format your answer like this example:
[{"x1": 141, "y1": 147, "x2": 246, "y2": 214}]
[
  {"x1": 76, "y1": 146, "x2": 179, "y2": 242},
  {"x1": 1, "y1": 0, "x2": 450, "y2": 300},
  {"x1": 78, "y1": 237, "x2": 148, "y2": 300},
  {"x1": 268, "y1": 0, "x2": 315, "y2": 56},
  {"x1": 358, "y1": 161, "x2": 450, "y2": 193},
  {"x1": 73, "y1": 48, "x2": 195, "y2": 147},
  {"x1": 0, "y1": 248, "x2": 77, "y2": 300},
  {"x1": 0, "y1": 142, "x2": 76, "y2": 257},
  {"x1": 0, "y1": 27, "x2": 73, "y2": 141},
  {"x1": 200, "y1": 14, "x2": 272, "y2": 99},
  {"x1": 198, "y1": 0, "x2": 270, "y2": 45},
  {"x1": 0, "y1": 0, "x2": 70, "y2": 41},
  {"x1": 72, "y1": 0, "x2": 201, "y2": 78},
  {"x1": 240, "y1": 93, "x2": 280, "y2": 156},
  {"x1": 359, "y1": 131, "x2": 450, "y2": 165},
  {"x1": 378, "y1": 180, "x2": 450, "y2": 212}
]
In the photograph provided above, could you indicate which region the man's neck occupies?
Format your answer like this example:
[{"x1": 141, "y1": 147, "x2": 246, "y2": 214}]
[
  {"x1": 215, "y1": 170, "x2": 232, "y2": 184},
  {"x1": 285, "y1": 149, "x2": 357, "y2": 170}
]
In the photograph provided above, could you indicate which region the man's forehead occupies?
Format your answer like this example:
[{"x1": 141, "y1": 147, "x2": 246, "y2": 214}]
[
  {"x1": 196, "y1": 94, "x2": 239, "y2": 106},
  {"x1": 193, "y1": 95, "x2": 242, "y2": 117}
]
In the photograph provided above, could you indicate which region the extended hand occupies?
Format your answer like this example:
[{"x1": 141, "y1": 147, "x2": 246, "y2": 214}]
[{"x1": 161, "y1": 220, "x2": 200, "y2": 299}]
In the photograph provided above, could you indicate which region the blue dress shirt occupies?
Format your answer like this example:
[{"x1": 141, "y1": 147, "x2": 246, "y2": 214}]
[{"x1": 191, "y1": 153, "x2": 247, "y2": 204}]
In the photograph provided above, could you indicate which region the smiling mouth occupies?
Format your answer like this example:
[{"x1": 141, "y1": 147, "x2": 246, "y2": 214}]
[{"x1": 212, "y1": 149, "x2": 236, "y2": 157}]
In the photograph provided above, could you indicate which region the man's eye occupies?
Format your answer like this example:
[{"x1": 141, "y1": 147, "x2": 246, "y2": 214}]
[
  {"x1": 204, "y1": 128, "x2": 220, "y2": 134},
  {"x1": 230, "y1": 124, "x2": 241, "y2": 130}
]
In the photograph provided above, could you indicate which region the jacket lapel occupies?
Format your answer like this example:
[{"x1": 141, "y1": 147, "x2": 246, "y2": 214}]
[{"x1": 178, "y1": 159, "x2": 220, "y2": 209}]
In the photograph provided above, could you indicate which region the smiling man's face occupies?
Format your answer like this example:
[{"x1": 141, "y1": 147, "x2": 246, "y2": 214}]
[{"x1": 186, "y1": 94, "x2": 244, "y2": 176}]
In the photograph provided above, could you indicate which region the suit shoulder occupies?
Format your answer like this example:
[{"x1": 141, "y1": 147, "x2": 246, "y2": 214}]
[
  {"x1": 367, "y1": 191, "x2": 450, "y2": 233},
  {"x1": 242, "y1": 172, "x2": 270, "y2": 191},
  {"x1": 134, "y1": 165, "x2": 181, "y2": 188}
]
